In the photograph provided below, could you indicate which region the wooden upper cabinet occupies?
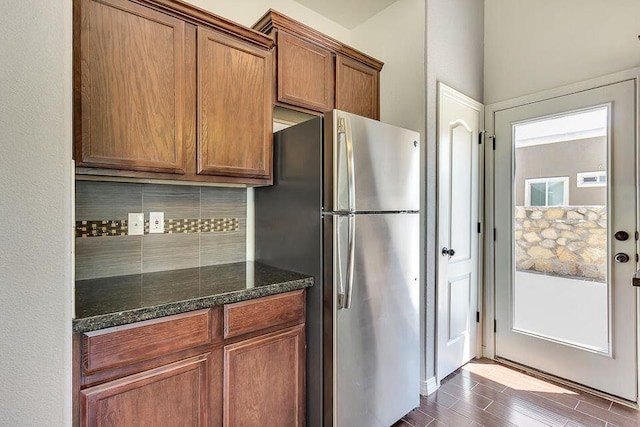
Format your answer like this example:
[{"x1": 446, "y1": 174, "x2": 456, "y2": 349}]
[
  {"x1": 74, "y1": 0, "x2": 275, "y2": 185},
  {"x1": 336, "y1": 54, "x2": 380, "y2": 120},
  {"x1": 197, "y1": 28, "x2": 273, "y2": 179},
  {"x1": 253, "y1": 9, "x2": 383, "y2": 119},
  {"x1": 75, "y1": 0, "x2": 187, "y2": 173},
  {"x1": 277, "y1": 31, "x2": 334, "y2": 112}
]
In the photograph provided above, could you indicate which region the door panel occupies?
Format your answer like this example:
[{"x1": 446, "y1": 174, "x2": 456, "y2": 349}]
[
  {"x1": 449, "y1": 274, "x2": 472, "y2": 340},
  {"x1": 450, "y1": 125, "x2": 474, "y2": 261},
  {"x1": 331, "y1": 110, "x2": 420, "y2": 213},
  {"x1": 80, "y1": 354, "x2": 209, "y2": 426},
  {"x1": 334, "y1": 213, "x2": 419, "y2": 427},
  {"x1": 494, "y1": 79, "x2": 637, "y2": 401},
  {"x1": 223, "y1": 325, "x2": 305, "y2": 427},
  {"x1": 335, "y1": 55, "x2": 379, "y2": 120},
  {"x1": 437, "y1": 84, "x2": 482, "y2": 380},
  {"x1": 277, "y1": 30, "x2": 334, "y2": 112},
  {"x1": 77, "y1": 0, "x2": 187, "y2": 173},
  {"x1": 197, "y1": 28, "x2": 272, "y2": 178}
]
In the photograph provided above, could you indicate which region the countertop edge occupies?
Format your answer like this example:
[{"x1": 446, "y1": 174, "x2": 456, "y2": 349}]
[{"x1": 72, "y1": 276, "x2": 313, "y2": 334}]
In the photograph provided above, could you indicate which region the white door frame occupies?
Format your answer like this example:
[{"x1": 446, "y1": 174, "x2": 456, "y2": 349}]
[
  {"x1": 483, "y1": 67, "x2": 640, "y2": 404},
  {"x1": 435, "y1": 82, "x2": 484, "y2": 384}
]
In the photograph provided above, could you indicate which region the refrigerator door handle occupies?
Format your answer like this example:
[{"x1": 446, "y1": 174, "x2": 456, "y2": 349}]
[{"x1": 343, "y1": 213, "x2": 356, "y2": 309}]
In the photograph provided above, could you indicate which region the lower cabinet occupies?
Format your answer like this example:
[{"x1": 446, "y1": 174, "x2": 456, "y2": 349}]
[
  {"x1": 80, "y1": 354, "x2": 210, "y2": 426},
  {"x1": 74, "y1": 290, "x2": 306, "y2": 427},
  {"x1": 224, "y1": 325, "x2": 305, "y2": 426}
]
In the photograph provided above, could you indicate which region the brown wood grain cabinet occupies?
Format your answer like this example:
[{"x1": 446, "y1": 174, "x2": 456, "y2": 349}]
[
  {"x1": 74, "y1": 290, "x2": 306, "y2": 426},
  {"x1": 336, "y1": 54, "x2": 380, "y2": 120},
  {"x1": 276, "y1": 31, "x2": 334, "y2": 112},
  {"x1": 197, "y1": 28, "x2": 273, "y2": 179},
  {"x1": 253, "y1": 9, "x2": 383, "y2": 120},
  {"x1": 74, "y1": 0, "x2": 274, "y2": 185},
  {"x1": 75, "y1": 0, "x2": 188, "y2": 174},
  {"x1": 80, "y1": 354, "x2": 210, "y2": 426},
  {"x1": 224, "y1": 325, "x2": 305, "y2": 427}
]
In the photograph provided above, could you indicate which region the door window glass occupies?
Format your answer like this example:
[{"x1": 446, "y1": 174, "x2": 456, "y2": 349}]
[{"x1": 513, "y1": 106, "x2": 609, "y2": 353}]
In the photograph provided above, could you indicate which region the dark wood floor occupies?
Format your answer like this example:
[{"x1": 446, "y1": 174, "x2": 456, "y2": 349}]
[{"x1": 393, "y1": 359, "x2": 640, "y2": 427}]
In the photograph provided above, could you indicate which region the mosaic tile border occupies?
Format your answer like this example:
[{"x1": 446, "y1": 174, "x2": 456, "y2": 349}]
[{"x1": 76, "y1": 218, "x2": 239, "y2": 238}]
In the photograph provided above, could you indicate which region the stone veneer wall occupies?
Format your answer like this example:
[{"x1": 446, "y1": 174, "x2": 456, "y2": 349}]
[{"x1": 515, "y1": 206, "x2": 607, "y2": 282}]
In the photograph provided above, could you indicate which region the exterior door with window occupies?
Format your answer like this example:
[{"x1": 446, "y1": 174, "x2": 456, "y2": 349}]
[{"x1": 493, "y1": 80, "x2": 637, "y2": 401}]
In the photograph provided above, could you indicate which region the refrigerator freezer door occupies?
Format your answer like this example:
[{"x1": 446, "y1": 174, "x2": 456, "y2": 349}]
[
  {"x1": 334, "y1": 213, "x2": 420, "y2": 426},
  {"x1": 332, "y1": 110, "x2": 420, "y2": 212}
]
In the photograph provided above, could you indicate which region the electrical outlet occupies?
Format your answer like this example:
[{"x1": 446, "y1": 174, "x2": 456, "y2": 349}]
[
  {"x1": 128, "y1": 213, "x2": 144, "y2": 235},
  {"x1": 149, "y1": 212, "x2": 164, "y2": 234}
]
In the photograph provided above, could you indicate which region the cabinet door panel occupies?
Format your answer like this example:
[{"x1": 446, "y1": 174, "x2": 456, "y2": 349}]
[
  {"x1": 224, "y1": 325, "x2": 305, "y2": 427},
  {"x1": 335, "y1": 55, "x2": 380, "y2": 120},
  {"x1": 80, "y1": 354, "x2": 209, "y2": 426},
  {"x1": 277, "y1": 31, "x2": 334, "y2": 111},
  {"x1": 197, "y1": 28, "x2": 273, "y2": 179},
  {"x1": 77, "y1": 0, "x2": 187, "y2": 173}
]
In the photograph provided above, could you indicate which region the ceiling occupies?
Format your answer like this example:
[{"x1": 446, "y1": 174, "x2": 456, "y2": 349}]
[{"x1": 294, "y1": 0, "x2": 399, "y2": 29}]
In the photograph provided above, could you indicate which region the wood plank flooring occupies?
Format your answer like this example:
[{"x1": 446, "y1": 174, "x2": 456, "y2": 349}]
[{"x1": 393, "y1": 359, "x2": 640, "y2": 427}]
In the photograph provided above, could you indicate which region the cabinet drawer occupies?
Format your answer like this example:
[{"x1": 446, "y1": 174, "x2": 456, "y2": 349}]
[
  {"x1": 224, "y1": 290, "x2": 305, "y2": 339},
  {"x1": 82, "y1": 309, "x2": 211, "y2": 373}
]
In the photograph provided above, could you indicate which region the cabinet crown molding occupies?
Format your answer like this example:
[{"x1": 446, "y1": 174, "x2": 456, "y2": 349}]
[
  {"x1": 253, "y1": 9, "x2": 383, "y2": 72},
  {"x1": 140, "y1": 0, "x2": 275, "y2": 49}
]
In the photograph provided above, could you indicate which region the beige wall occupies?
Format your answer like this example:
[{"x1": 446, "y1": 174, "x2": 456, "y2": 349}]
[
  {"x1": 485, "y1": 0, "x2": 640, "y2": 103},
  {"x1": 351, "y1": 0, "x2": 425, "y2": 140},
  {"x1": 0, "y1": 0, "x2": 73, "y2": 424},
  {"x1": 425, "y1": 0, "x2": 484, "y2": 384},
  {"x1": 185, "y1": 0, "x2": 351, "y2": 43}
]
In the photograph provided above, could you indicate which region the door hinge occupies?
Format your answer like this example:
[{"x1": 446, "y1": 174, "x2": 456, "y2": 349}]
[
  {"x1": 494, "y1": 320, "x2": 497, "y2": 333},
  {"x1": 493, "y1": 228, "x2": 497, "y2": 242},
  {"x1": 635, "y1": 231, "x2": 639, "y2": 241},
  {"x1": 636, "y1": 253, "x2": 639, "y2": 263},
  {"x1": 477, "y1": 222, "x2": 481, "y2": 234},
  {"x1": 476, "y1": 311, "x2": 480, "y2": 323}
]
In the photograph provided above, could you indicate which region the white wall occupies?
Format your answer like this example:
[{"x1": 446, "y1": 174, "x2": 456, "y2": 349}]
[
  {"x1": 186, "y1": 0, "x2": 351, "y2": 43},
  {"x1": 485, "y1": 0, "x2": 640, "y2": 104},
  {"x1": 0, "y1": 0, "x2": 73, "y2": 424},
  {"x1": 425, "y1": 0, "x2": 484, "y2": 384}
]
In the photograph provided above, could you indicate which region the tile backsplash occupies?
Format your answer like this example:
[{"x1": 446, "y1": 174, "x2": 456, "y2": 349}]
[{"x1": 75, "y1": 181, "x2": 247, "y2": 280}]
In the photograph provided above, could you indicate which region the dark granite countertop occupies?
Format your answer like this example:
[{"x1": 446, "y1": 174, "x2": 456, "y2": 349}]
[{"x1": 73, "y1": 262, "x2": 313, "y2": 333}]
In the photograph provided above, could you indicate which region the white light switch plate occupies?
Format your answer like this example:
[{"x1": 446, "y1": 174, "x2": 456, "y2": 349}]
[
  {"x1": 128, "y1": 213, "x2": 144, "y2": 235},
  {"x1": 149, "y1": 212, "x2": 164, "y2": 234}
]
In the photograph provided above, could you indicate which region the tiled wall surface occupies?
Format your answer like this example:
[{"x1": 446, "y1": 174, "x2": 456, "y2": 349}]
[{"x1": 75, "y1": 181, "x2": 246, "y2": 280}]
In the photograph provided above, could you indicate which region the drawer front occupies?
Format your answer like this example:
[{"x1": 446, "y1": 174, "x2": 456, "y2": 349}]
[
  {"x1": 224, "y1": 290, "x2": 305, "y2": 339},
  {"x1": 83, "y1": 309, "x2": 211, "y2": 373}
]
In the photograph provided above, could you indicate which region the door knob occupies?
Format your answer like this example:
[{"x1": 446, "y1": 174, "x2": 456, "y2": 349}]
[
  {"x1": 442, "y1": 247, "x2": 455, "y2": 257},
  {"x1": 615, "y1": 253, "x2": 630, "y2": 263}
]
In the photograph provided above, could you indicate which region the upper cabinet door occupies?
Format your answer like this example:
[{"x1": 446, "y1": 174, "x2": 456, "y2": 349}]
[
  {"x1": 277, "y1": 31, "x2": 334, "y2": 112},
  {"x1": 197, "y1": 28, "x2": 273, "y2": 179},
  {"x1": 335, "y1": 54, "x2": 380, "y2": 120},
  {"x1": 76, "y1": 0, "x2": 187, "y2": 173}
]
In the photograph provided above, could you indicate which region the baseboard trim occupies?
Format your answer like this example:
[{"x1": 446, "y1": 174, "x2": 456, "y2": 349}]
[{"x1": 421, "y1": 377, "x2": 440, "y2": 396}]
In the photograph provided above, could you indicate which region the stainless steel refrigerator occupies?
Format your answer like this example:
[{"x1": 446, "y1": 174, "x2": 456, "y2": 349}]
[{"x1": 255, "y1": 110, "x2": 420, "y2": 427}]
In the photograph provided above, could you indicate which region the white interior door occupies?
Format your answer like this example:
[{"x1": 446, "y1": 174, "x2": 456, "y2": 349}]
[
  {"x1": 437, "y1": 83, "x2": 483, "y2": 380},
  {"x1": 494, "y1": 79, "x2": 638, "y2": 401}
]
